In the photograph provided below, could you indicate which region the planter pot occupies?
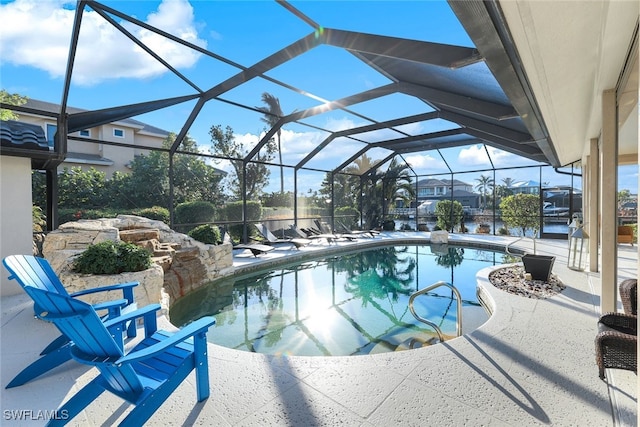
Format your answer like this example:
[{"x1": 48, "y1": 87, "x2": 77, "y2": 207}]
[
  {"x1": 522, "y1": 254, "x2": 555, "y2": 281},
  {"x1": 476, "y1": 224, "x2": 491, "y2": 234}
]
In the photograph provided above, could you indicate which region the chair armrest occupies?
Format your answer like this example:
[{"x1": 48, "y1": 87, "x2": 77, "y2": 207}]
[
  {"x1": 598, "y1": 312, "x2": 637, "y2": 335},
  {"x1": 70, "y1": 281, "x2": 138, "y2": 305},
  {"x1": 116, "y1": 317, "x2": 216, "y2": 366},
  {"x1": 92, "y1": 298, "x2": 128, "y2": 314},
  {"x1": 103, "y1": 303, "x2": 161, "y2": 338}
]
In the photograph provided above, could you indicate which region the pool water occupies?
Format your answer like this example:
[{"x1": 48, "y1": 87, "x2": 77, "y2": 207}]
[{"x1": 170, "y1": 244, "x2": 513, "y2": 356}]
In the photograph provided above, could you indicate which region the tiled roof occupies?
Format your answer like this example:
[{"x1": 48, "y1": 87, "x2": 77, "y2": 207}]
[{"x1": 0, "y1": 120, "x2": 48, "y2": 151}]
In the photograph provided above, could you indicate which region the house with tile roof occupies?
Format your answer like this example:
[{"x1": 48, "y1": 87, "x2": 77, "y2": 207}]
[{"x1": 7, "y1": 98, "x2": 170, "y2": 176}]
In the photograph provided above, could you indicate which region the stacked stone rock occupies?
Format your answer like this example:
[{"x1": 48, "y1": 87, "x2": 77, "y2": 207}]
[{"x1": 42, "y1": 215, "x2": 233, "y2": 314}]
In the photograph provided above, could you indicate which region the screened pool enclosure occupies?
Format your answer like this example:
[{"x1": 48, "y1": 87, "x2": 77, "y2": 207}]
[{"x1": 2, "y1": 1, "x2": 586, "y2": 240}]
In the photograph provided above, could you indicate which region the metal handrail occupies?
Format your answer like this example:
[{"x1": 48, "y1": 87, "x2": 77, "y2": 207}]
[{"x1": 408, "y1": 281, "x2": 463, "y2": 343}]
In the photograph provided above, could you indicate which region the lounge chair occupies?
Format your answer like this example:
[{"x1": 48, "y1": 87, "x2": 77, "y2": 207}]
[
  {"x1": 291, "y1": 224, "x2": 337, "y2": 244},
  {"x1": 255, "y1": 223, "x2": 311, "y2": 249},
  {"x1": 335, "y1": 219, "x2": 380, "y2": 238},
  {"x1": 2, "y1": 254, "x2": 139, "y2": 388},
  {"x1": 595, "y1": 278, "x2": 638, "y2": 379},
  {"x1": 221, "y1": 227, "x2": 275, "y2": 257},
  {"x1": 314, "y1": 219, "x2": 358, "y2": 242},
  {"x1": 19, "y1": 283, "x2": 215, "y2": 426}
]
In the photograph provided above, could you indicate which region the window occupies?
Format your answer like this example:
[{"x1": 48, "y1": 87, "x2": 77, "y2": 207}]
[
  {"x1": 113, "y1": 128, "x2": 125, "y2": 138},
  {"x1": 46, "y1": 123, "x2": 56, "y2": 148},
  {"x1": 79, "y1": 129, "x2": 90, "y2": 137}
]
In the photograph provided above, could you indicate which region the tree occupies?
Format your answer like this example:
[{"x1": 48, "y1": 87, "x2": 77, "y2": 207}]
[
  {"x1": 618, "y1": 189, "x2": 632, "y2": 211},
  {"x1": 359, "y1": 156, "x2": 415, "y2": 229},
  {"x1": 257, "y1": 93, "x2": 284, "y2": 194},
  {"x1": 319, "y1": 172, "x2": 357, "y2": 209},
  {"x1": 435, "y1": 200, "x2": 463, "y2": 231},
  {"x1": 209, "y1": 124, "x2": 276, "y2": 200},
  {"x1": 320, "y1": 153, "x2": 377, "y2": 211},
  {"x1": 500, "y1": 193, "x2": 540, "y2": 237},
  {"x1": 0, "y1": 89, "x2": 28, "y2": 121},
  {"x1": 475, "y1": 174, "x2": 494, "y2": 209},
  {"x1": 32, "y1": 133, "x2": 224, "y2": 212},
  {"x1": 501, "y1": 177, "x2": 515, "y2": 188},
  {"x1": 124, "y1": 133, "x2": 224, "y2": 208},
  {"x1": 380, "y1": 157, "x2": 415, "y2": 215}
]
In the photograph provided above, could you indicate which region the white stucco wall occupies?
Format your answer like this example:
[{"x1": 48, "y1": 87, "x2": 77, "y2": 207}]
[{"x1": 0, "y1": 156, "x2": 34, "y2": 296}]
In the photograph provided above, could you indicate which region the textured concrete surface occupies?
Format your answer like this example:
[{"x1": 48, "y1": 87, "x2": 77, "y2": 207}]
[{"x1": 1, "y1": 233, "x2": 636, "y2": 426}]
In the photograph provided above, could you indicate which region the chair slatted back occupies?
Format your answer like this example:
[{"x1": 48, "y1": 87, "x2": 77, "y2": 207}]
[
  {"x1": 256, "y1": 223, "x2": 277, "y2": 242},
  {"x1": 3, "y1": 255, "x2": 68, "y2": 295},
  {"x1": 23, "y1": 287, "x2": 145, "y2": 400}
]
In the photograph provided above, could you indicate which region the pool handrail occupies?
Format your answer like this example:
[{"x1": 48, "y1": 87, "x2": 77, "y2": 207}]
[{"x1": 408, "y1": 281, "x2": 463, "y2": 343}]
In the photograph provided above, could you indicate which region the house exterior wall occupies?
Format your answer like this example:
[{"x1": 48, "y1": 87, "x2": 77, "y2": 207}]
[
  {"x1": 12, "y1": 113, "x2": 166, "y2": 176},
  {"x1": 0, "y1": 156, "x2": 34, "y2": 297}
]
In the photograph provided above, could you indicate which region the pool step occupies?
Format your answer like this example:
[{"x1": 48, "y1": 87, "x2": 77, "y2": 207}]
[{"x1": 368, "y1": 330, "x2": 453, "y2": 354}]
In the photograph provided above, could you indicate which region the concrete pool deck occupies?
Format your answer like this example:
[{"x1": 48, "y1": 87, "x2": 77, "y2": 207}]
[{"x1": 1, "y1": 233, "x2": 637, "y2": 426}]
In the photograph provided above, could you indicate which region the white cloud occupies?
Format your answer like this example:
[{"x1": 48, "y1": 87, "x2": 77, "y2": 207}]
[
  {"x1": 405, "y1": 153, "x2": 446, "y2": 170},
  {"x1": 458, "y1": 144, "x2": 491, "y2": 166},
  {"x1": 0, "y1": 0, "x2": 206, "y2": 85},
  {"x1": 485, "y1": 146, "x2": 515, "y2": 163},
  {"x1": 323, "y1": 117, "x2": 360, "y2": 132}
]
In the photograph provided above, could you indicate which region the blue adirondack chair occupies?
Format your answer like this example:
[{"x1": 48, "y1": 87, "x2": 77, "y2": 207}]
[
  {"x1": 3, "y1": 254, "x2": 139, "y2": 388},
  {"x1": 20, "y1": 284, "x2": 215, "y2": 426}
]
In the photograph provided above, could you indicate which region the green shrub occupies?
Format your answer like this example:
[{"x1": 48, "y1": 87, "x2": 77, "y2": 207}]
[
  {"x1": 134, "y1": 206, "x2": 170, "y2": 224},
  {"x1": 434, "y1": 200, "x2": 463, "y2": 231},
  {"x1": 224, "y1": 201, "x2": 262, "y2": 222},
  {"x1": 74, "y1": 241, "x2": 151, "y2": 275},
  {"x1": 382, "y1": 219, "x2": 395, "y2": 231},
  {"x1": 497, "y1": 226, "x2": 510, "y2": 235},
  {"x1": 175, "y1": 201, "x2": 216, "y2": 226},
  {"x1": 32, "y1": 206, "x2": 46, "y2": 233},
  {"x1": 188, "y1": 224, "x2": 221, "y2": 245}
]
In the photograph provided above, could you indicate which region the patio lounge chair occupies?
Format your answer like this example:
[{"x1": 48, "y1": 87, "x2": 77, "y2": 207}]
[
  {"x1": 255, "y1": 223, "x2": 311, "y2": 249},
  {"x1": 19, "y1": 284, "x2": 215, "y2": 426},
  {"x1": 291, "y1": 224, "x2": 337, "y2": 244},
  {"x1": 335, "y1": 219, "x2": 380, "y2": 238},
  {"x1": 2, "y1": 254, "x2": 139, "y2": 388},
  {"x1": 314, "y1": 219, "x2": 358, "y2": 242},
  {"x1": 221, "y1": 227, "x2": 275, "y2": 257},
  {"x1": 595, "y1": 278, "x2": 638, "y2": 379}
]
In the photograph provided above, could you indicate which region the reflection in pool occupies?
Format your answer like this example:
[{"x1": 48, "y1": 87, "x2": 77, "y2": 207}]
[{"x1": 170, "y1": 244, "x2": 513, "y2": 356}]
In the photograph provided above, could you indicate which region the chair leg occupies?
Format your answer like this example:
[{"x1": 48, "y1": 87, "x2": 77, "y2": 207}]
[
  {"x1": 6, "y1": 344, "x2": 72, "y2": 388},
  {"x1": 40, "y1": 334, "x2": 71, "y2": 355},
  {"x1": 193, "y1": 331, "x2": 210, "y2": 402}
]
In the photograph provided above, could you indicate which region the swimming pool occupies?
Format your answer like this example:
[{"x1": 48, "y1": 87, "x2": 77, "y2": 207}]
[{"x1": 170, "y1": 244, "x2": 513, "y2": 356}]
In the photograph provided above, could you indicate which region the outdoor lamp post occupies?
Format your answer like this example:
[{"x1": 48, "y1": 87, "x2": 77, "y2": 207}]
[{"x1": 568, "y1": 225, "x2": 589, "y2": 271}]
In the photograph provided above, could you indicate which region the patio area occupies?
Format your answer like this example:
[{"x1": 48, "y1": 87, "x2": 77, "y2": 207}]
[{"x1": 1, "y1": 233, "x2": 636, "y2": 426}]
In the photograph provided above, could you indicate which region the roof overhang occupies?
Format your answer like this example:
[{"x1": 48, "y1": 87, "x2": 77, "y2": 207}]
[{"x1": 450, "y1": 0, "x2": 639, "y2": 167}]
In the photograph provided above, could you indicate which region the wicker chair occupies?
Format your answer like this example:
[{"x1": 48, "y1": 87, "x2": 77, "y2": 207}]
[{"x1": 595, "y1": 279, "x2": 637, "y2": 380}]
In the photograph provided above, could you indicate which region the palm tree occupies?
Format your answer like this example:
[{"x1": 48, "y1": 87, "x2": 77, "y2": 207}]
[
  {"x1": 344, "y1": 153, "x2": 377, "y2": 175},
  {"x1": 257, "y1": 92, "x2": 284, "y2": 194},
  {"x1": 475, "y1": 174, "x2": 494, "y2": 209},
  {"x1": 380, "y1": 157, "x2": 416, "y2": 215},
  {"x1": 501, "y1": 177, "x2": 515, "y2": 188}
]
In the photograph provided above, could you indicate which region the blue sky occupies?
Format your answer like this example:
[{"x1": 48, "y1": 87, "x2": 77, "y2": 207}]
[{"x1": 1, "y1": 0, "x2": 636, "y2": 194}]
